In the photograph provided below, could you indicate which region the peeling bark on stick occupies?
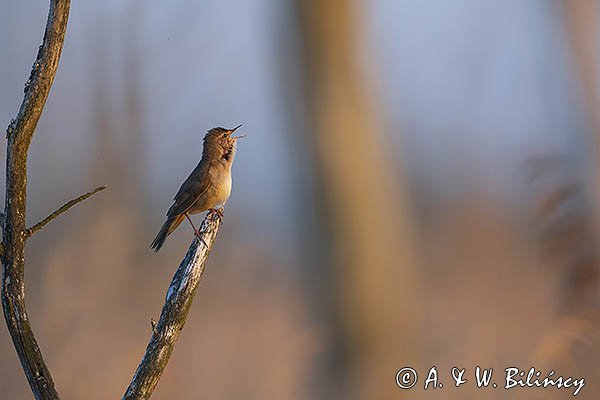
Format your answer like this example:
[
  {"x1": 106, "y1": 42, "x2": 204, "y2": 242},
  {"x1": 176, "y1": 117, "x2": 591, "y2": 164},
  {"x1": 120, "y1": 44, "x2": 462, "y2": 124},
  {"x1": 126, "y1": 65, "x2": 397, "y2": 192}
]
[
  {"x1": 123, "y1": 213, "x2": 222, "y2": 400},
  {"x1": 2, "y1": 1, "x2": 71, "y2": 399}
]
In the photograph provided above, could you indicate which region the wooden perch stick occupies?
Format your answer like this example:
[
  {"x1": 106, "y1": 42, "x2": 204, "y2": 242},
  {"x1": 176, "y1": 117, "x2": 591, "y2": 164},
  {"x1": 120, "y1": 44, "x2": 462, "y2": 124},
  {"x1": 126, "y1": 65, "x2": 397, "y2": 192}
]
[
  {"x1": 26, "y1": 185, "x2": 107, "y2": 238},
  {"x1": 123, "y1": 212, "x2": 223, "y2": 400}
]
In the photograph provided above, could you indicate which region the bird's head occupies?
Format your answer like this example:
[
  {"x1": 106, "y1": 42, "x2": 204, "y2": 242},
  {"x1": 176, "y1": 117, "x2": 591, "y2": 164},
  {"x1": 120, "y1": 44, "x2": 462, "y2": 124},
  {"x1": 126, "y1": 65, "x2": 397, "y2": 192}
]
[{"x1": 202, "y1": 125, "x2": 244, "y2": 161}]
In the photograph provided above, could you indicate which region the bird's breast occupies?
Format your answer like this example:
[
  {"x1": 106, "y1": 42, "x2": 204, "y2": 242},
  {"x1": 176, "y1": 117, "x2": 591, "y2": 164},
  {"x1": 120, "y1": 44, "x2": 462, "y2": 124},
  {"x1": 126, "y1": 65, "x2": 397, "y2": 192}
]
[
  {"x1": 187, "y1": 162, "x2": 233, "y2": 214},
  {"x1": 211, "y1": 170, "x2": 232, "y2": 209},
  {"x1": 209, "y1": 170, "x2": 231, "y2": 208}
]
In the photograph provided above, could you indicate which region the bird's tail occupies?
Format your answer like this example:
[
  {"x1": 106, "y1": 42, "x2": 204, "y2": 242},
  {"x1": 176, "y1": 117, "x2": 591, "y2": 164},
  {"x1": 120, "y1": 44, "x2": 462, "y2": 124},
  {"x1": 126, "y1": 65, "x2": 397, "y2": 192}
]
[{"x1": 151, "y1": 214, "x2": 185, "y2": 252}]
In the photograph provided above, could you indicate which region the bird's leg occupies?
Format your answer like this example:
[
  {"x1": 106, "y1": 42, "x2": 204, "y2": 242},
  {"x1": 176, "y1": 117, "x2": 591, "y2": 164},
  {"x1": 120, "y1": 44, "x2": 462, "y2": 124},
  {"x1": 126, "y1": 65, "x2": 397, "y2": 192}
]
[
  {"x1": 184, "y1": 213, "x2": 201, "y2": 236},
  {"x1": 185, "y1": 213, "x2": 208, "y2": 247}
]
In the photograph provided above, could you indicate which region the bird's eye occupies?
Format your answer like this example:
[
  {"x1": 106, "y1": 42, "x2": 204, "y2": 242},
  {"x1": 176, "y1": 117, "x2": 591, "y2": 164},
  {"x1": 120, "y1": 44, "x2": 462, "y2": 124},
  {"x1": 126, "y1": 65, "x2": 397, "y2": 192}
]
[{"x1": 222, "y1": 134, "x2": 227, "y2": 138}]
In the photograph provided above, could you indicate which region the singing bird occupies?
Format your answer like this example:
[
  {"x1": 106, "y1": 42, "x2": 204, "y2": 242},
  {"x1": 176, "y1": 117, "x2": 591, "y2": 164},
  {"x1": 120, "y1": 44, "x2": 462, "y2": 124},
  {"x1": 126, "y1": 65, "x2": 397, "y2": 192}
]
[{"x1": 151, "y1": 125, "x2": 244, "y2": 252}]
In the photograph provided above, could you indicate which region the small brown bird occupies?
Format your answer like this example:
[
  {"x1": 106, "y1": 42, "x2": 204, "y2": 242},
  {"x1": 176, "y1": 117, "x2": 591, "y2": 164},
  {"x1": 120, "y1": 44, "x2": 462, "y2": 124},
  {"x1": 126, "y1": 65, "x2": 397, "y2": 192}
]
[{"x1": 151, "y1": 125, "x2": 244, "y2": 252}]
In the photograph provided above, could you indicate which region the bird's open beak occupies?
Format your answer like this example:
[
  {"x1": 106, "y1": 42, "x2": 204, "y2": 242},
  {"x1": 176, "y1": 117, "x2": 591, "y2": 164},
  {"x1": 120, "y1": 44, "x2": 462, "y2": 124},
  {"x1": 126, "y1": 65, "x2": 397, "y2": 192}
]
[{"x1": 230, "y1": 124, "x2": 244, "y2": 139}]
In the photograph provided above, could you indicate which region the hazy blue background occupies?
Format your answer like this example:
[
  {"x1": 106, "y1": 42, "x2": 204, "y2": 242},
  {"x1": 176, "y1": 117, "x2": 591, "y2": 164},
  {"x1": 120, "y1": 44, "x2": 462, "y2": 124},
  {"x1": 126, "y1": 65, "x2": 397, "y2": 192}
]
[{"x1": 1, "y1": 1, "x2": 599, "y2": 399}]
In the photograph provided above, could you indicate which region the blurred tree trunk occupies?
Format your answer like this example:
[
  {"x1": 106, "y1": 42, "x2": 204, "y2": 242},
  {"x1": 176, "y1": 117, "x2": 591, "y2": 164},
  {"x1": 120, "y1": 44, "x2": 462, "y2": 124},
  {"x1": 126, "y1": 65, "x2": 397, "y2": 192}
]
[
  {"x1": 121, "y1": 0, "x2": 145, "y2": 208},
  {"x1": 563, "y1": 0, "x2": 600, "y2": 222},
  {"x1": 563, "y1": 0, "x2": 600, "y2": 144},
  {"x1": 527, "y1": 157, "x2": 600, "y2": 399},
  {"x1": 89, "y1": 1, "x2": 145, "y2": 207},
  {"x1": 563, "y1": 0, "x2": 600, "y2": 212},
  {"x1": 89, "y1": 9, "x2": 119, "y2": 190},
  {"x1": 561, "y1": 0, "x2": 600, "y2": 318},
  {"x1": 291, "y1": 0, "x2": 422, "y2": 398},
  {"x1": 523, "y1": 3, "x2": 600, "y2": 397}
]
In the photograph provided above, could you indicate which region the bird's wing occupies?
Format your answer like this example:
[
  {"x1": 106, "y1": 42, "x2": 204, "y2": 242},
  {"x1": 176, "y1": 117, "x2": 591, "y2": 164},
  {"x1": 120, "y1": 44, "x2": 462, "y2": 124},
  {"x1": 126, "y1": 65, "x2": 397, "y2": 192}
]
[{"x1": 166, "y1": 160, "x2": 214, "y2": 217}]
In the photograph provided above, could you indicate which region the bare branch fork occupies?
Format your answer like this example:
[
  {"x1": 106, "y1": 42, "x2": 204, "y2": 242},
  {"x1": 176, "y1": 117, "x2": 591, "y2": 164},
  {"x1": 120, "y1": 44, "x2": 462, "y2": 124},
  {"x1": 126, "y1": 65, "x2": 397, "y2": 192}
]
[
  {"x1": 123, "y1": 213, "x2": 222, "y2": 400},
  {"x1": 1, "y1": 0, "x2": 102, "y2": 399}
]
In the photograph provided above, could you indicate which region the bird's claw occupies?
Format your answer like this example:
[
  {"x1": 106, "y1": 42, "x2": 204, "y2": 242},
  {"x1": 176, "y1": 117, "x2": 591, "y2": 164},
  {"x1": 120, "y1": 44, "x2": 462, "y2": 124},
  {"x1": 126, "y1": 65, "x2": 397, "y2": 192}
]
[{"x1": 208, "y1": 208, "x2": 224, "y2": 220}]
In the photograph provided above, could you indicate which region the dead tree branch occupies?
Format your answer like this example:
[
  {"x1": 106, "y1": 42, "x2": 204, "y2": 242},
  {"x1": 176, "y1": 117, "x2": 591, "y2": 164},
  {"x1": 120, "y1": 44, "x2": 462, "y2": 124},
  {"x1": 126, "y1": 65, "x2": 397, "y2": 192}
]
[
  {"x1": 123, "y1": 212, "x2": 222, "y2": 400},
  {"x1": 26, "y1": 185, "x2": 107, "y2": 238},
  {"x1": 1, "y1": 1, "x2": 71, "y2": 399}
]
